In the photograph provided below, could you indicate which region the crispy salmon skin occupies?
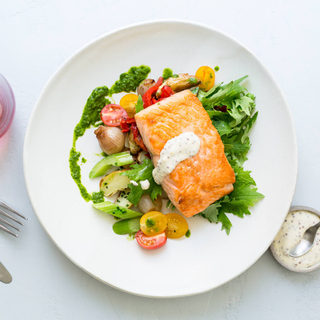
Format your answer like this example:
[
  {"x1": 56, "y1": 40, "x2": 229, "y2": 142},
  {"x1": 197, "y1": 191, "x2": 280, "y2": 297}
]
[{"x1": 135, "y1": 90, "x2": 235, "y2": 217}]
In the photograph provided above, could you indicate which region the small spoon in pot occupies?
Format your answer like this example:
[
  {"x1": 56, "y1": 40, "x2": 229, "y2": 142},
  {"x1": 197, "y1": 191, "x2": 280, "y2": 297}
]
[{"x1": 289, "y1": 221, "x2": 320, "y2": 257}]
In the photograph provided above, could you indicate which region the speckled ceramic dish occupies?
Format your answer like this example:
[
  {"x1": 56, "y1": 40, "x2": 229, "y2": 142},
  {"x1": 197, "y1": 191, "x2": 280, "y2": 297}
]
[
  {"x1": 270, "y1": 206, "x2": 320, "y2": 273},
  {"x1": 24, "y1": 20, "x2": 298, "y2": 297}
]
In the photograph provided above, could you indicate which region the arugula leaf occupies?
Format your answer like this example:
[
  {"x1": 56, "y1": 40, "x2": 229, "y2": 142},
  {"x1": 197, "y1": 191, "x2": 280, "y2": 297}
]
[
  {"x1": 121, "y1": 159, "x2": 162, "y2": 205},
  {"x1": 166, "y1": 200, "x2": 176, "y2": 211},
  {"x1": 212, "y1": 120, "x2": 231, "y2": 136},
  {"x1": 197, "y1": 77, "x2": 263, "y2": 234},
  {"x1": 218, "y1": 213, "x2": 232, "y2": 235},
  {"x1": 198, "y1": 203, "x2": 221, "y2": 223},
  {"x1": 135, "y1": 95, "x2": 144, "y2": 114}
]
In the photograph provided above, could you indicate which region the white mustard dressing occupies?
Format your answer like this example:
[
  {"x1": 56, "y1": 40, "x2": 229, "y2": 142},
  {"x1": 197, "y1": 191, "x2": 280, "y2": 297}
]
[
  {"x1": 273, "y1": 210, "x2": 320, "y2": 269},
  {"x1": 140, "y1": 179, "x2": 150, "y2": 190},
  {"x1": 152, "y1": 132, "x2": 201, "y2": 184},
  {"x1": 130, "y1": 180, "x2": 138, "y2": 186}
]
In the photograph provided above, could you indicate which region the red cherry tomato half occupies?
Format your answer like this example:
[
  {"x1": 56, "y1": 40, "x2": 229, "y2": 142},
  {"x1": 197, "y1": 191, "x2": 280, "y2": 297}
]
[
  {"x1": 100, "y1": 104, "x2": 128, "y2": 127},
  {"x1": 135, "y1": 230, "x2": 167, "y2": 250}
]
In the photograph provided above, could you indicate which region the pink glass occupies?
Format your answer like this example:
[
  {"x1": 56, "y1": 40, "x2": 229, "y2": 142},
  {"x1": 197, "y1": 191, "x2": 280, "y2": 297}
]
[{"x1": 0, "y1": 74, "x2": 15, "y2": 138}]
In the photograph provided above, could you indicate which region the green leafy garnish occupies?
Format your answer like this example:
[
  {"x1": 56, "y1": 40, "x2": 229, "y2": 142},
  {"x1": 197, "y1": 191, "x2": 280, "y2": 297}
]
[
  {"x1": 166, "y1": 200, "x2": 176, "y2": 211},
  {"x1": 135, "y1": 95, "x2": 144, "y2": 114},
  {"x1": 121, "y1": 159, "x2": 162, "y2": 205},
  {"x1": 197, "y1": 76, "x2": 264, "y2": 234}
]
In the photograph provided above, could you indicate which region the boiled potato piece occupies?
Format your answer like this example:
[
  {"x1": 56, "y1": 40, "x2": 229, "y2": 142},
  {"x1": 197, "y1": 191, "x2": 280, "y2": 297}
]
[
  {"x1": 115, "y1": 189, "x2": 133, "y2": 209},
  {"x1": 100, "y1": 170, "x2": 130, "y2": 197}
]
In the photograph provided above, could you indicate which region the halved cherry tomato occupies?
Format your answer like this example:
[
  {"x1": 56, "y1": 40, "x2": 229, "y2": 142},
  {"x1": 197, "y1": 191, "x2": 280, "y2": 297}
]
[
  {"x1": 140, "y1": 211, "x2": 168, "y2": 236},
  {"x1": 135, "y1": 230, "x2": 167, "y2": 250},
  {"x1": 195, "y1": 66, "x2": 215, "y2": 91},
  {"x1": 120, "y1": 94, "x2": 138, "y2": 118},
  {"x1": 100, "y1": 104, "x2": 127, "y2": 127},
  {"x1": 165, "y1": 213, "x2": 189, "y2": 239}
]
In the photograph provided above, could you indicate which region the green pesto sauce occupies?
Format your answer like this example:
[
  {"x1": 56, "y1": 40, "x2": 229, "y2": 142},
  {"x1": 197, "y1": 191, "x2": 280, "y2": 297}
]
[
  {"x1": 188, "y1": 77, "x2": 198, "y2": 85},
  {"x1": 185, "y1": 229, "x2": 191, "y2": 238},
  {"x1": 69, "y1": 148, "x2": 91, "y2": 202},
  {"x1": 69, "y1": 65, "x2": 151, "y2": 203},
  {"x1": 92, "y1": 191, "x2": 105, "y2": 204},
  {"x1": 162, "y1": 68, "x2": 173, "y2": 80},
  {"x1": 110, "y1": 65, "x2": 151, "y2": 94},
  {"x1": 81, "y1": 157, "x2": 87, "y2": 164},
  {"x1": 214, "y1": 66, "x2": 220, "y2": 71}
]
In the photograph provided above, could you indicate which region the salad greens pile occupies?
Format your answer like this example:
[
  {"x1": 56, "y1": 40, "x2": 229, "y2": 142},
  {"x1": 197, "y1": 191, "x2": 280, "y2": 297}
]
[{"x1": 197, "y1": 76, "x2": 264, "y2": 234}]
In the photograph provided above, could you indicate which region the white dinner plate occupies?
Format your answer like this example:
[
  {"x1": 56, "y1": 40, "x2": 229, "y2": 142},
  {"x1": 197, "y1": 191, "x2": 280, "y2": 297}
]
[{"x1": 23, "y1": 20, "x2": 297, "y2": 297}]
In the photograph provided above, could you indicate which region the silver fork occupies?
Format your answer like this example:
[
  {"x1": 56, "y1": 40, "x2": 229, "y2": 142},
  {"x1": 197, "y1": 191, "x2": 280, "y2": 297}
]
[{"x1": 0, "y1": 200, "x2": 27, "y2": 237}]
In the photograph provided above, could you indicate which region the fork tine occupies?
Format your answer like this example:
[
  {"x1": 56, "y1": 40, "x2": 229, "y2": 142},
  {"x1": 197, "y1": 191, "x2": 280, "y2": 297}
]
[
  {"x1": 0, "y1": 216, "x2": 21, "y2": 232},
  {"x1": 0, "y1": 200, "x2": 27, "y2": 220},
  {"x1": 0, "y1": 208, "x2": 23, "y2": 226},
  {"x1": 0, "y1": 223, "x2": 18, "y2": 238}
]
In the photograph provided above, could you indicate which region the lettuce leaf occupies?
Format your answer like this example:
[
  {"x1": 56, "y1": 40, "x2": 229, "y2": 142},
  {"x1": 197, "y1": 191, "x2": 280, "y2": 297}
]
[
  {"x1": 135, "y1": 95, "x2": 144, "y2": 114},
  {"x1": 121, "y1": 159, "x2": 162, "y2": 205},
  {"x1": 198, "y1": 76, "x2": 264, "y2": 234}
]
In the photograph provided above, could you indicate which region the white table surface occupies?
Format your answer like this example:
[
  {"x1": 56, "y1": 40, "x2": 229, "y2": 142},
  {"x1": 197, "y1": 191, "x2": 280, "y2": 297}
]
[{"x1": 1, "y1": 0, "x2": 320, "y2": 319}]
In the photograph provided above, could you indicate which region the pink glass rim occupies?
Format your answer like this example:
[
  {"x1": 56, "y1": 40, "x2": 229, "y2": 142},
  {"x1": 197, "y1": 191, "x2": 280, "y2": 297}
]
[{"x1": 0, "y1": 74, "x2": 15, "y2": 138}]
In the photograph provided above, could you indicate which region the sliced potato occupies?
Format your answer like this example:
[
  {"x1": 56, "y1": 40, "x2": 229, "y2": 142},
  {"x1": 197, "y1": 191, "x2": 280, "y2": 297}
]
[
  {"x1": 100, "y1": 170, "x2": 130, "y2": 197},
  {"x1": 137, "y1": 151, "x2": 149, "y2": 164},
  {"x1": 115, "y1": 189, "x2": 133, "y2": 209}
]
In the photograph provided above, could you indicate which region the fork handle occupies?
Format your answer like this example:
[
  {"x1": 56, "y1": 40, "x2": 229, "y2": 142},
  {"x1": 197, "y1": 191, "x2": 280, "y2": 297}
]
[{"x1": 0, "y1": 261, "x2": 12, "y2": 284}]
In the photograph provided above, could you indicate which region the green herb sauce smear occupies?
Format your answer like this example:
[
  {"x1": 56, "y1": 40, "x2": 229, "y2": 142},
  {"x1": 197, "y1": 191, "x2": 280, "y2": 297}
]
[
  {"x1": 162, "y1": 68, "x2": 173, "y2": 80},
  {"x1": 214, "y1": 66, "x2": 220, "y2": 72},
  {"x1": 110, "y1": 66, "x2": 151, "y2": 94},
  {"x1": 69, "y1": 66, "x2": 151, "y2": 202}
]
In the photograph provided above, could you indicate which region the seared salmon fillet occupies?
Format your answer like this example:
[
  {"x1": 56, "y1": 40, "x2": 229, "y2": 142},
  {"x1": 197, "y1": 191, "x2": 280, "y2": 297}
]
[{"x1": 135, "y1": 90, "x2": 235, "y2": 217}]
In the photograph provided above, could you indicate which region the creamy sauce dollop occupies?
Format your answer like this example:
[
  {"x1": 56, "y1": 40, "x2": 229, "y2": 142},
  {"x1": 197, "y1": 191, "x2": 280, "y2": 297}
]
[
  {"x1": 152, "y1": 132, "x2": 201, "y2": 184},
  {"x1": 140, "y1": 179, "x2": 150, "y2": 190},
  {"x1": 273, "y1": 210, "x2": 320, "y2": 269},
  {"x1": 130, "y1": 180, "x2": 138, "y2": 186}
]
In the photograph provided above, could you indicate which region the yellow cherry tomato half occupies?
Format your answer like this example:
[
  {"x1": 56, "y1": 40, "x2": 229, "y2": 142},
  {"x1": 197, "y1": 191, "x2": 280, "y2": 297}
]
[
  {"x1": 140, "y1": 211, "x2": 168, "y2": 237},
  {"x1": 195, "y1": 66, "x2": 215, "y2": 91},
  {"x1": 165, "y1": 213, "x2": 189, "y2": 239},
  {"x1": 119, "y1": 94, "x2": 139, "y2": 118}
]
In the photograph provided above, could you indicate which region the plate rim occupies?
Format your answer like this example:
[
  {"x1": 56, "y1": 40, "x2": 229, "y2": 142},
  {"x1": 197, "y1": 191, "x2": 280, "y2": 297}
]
[{"x1": 23, "y1": 19, "x2": 298, "y2": 298}]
